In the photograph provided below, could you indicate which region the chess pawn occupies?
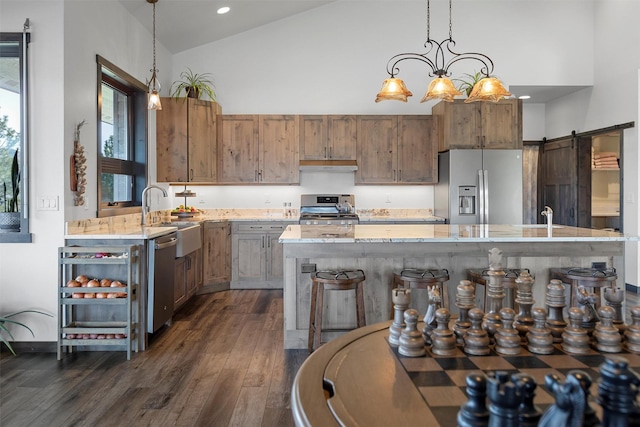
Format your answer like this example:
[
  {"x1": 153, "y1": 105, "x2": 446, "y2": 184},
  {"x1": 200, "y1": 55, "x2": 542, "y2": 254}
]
[
  {"x1": 495, "y1": 308, "x2": 521, "y2": 355},
  {"x1": 464, "y1": 307, "x2": 491, "y2": 356},
  {"x1": 431, "y1": 308, "x2": 456, "y2": 356},
  {"x1": 399, "y1": 309, "x2": 426, "y2": 357},
  {"x1": 562, "y1": 307, "x2": 592, "y2": 354},
  {"x1": 593, "y1": 305, "x2": 622, "y2": 353},
  {"x1": 483, "y1": 264, "x2": 505, "y2": 343},
  {"x1": 623, "y1": 306, "x2": 640, "y2": 353},
  {"x1": 527, "y1": 307, "x2": 554, "y2": 354},
  {"x1": 453, "y1": 280, "x2": 475, "y2": 346},
  {"x1": 457, "y1": 372, "x2": 490, "y2": 427},
  {"x1": 545, "y1": 279, "x2": 567, "y2": 343},
  {"x1": 422, "y1": 287, "x2": 441, "y2": 345},
  {"x1": 596, "y1": 356, "x2": 640, "y2": 427},
  {"x1": 512, "y1": 373, "x2": 542, "y2": 427},
  {"x1": 514, "y1": 270, "x2": 535, "y2": 342},
  {"x1": 604, "y1": 287, "x2": 626, "y2": 334},
  {"x1": 388, "y1": 288, "x2": 411, "y2": 346}
]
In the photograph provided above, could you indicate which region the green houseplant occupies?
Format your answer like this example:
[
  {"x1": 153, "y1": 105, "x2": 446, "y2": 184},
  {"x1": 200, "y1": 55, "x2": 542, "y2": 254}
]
[
  {"x1": 170, "y1": 68, "x2": 216, "y2": 101},
  {"x1": 0, "y1": 149, "x2": 20, "y2": 229},
  {"x1": 1, "y1": 309, "x2": 52, "y2": 355},
  {"x1": 453, "y1": 72, "x2": 484, "y2": 97}
]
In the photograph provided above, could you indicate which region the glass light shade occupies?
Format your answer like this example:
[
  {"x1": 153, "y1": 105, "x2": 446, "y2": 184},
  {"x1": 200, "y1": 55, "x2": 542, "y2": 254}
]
[
  {"x1": 148, "y1": 89, "x2": 162, "y2": 110},
  {"x1": 420, "y1": 77, "x2": 462, "y2": 103},
  {"x1": 375, "y1": 78, "x2": 413, "y2": 103},
  {"x1": 465, "y1": 77, "x2": 512, "y2": 103}
]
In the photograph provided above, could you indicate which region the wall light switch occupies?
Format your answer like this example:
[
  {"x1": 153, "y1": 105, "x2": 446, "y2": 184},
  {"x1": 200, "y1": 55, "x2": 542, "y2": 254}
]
[
  {"x1": 264, "y1": 193, "x2": 271, "y2": 203},
  {"x1": 37, "y1": 195, "x2": 59, "y2": 211}
]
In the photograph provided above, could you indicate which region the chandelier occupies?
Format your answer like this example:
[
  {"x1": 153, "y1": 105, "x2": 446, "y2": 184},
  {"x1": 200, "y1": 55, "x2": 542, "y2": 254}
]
[
  {"x1": 375, "y1": 0, "x2": 511, "y2": 104},
  {"x1": 147, "y1": 0, "x2": 162, "y2": 110}
]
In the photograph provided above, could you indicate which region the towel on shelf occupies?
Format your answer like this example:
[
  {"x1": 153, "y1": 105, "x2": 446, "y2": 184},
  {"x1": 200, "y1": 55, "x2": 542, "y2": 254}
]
[{"x1": 594, "y1": 152, "x2": 618, "y2": 160}]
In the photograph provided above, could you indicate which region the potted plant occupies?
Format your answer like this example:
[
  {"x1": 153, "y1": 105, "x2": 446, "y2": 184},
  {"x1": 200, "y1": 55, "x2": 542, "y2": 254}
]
[
  {"x1": 0, "y1": 149, "x2": 20, "y2": 230},
  {"x1": 453, "y1": 71, "x2": 484, "y2": 97},
  {"x1": 170, "y1": 67, "x2": 216, "y2": 101},
  {"x1": 1, "y1": 309, "x2": 52, "y2": 355}
]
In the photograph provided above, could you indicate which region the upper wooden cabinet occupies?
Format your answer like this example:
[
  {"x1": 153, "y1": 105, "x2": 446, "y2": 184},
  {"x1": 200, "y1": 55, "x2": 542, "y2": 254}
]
[
  {"x1": 218, "y1": 115, "x2": 299, "y2": 184},
  {"x1": 355, "y1": 115, "x2": 438, "y2": 185},
  {"x1": 300, "y1": 115, "x2": 357, "y2": 160},
  {"x1": 156, "y1": 98, "x2": 221, "y2": 182},
  {"x1": 432, "y1": 99, "x2": 522, "y2": 151}
]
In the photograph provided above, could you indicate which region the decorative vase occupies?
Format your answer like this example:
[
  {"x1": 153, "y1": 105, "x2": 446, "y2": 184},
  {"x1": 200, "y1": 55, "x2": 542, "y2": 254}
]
[{"x1": 0, "y1": 212, "x2": 20, "y2": 230}]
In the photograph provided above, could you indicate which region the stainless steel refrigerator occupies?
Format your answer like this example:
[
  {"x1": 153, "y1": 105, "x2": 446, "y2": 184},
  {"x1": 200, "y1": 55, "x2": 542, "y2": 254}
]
[{"x1": 434, "y1": 150, "x2": 523, "y2": 224}]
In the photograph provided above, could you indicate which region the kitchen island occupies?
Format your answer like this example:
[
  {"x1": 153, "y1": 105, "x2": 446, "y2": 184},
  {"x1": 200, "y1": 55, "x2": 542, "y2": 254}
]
[{"x1": 279, "y1": 224, "x2": 635, "y2": 349}]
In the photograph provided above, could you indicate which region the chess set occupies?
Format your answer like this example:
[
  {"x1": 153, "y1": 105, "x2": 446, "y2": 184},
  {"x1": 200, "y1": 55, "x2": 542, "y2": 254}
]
[{"x1": 388, "y1": 248, "x2": 640, "y2": 426}]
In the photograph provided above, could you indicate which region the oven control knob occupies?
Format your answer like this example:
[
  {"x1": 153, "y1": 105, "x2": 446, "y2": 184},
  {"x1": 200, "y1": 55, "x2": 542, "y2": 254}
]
[
  {"x1": 313, "y1": 220, "x2": 318, "y2": 225},
  {"x1": 340, "y1": 220, "x2": 346, "y2": 225}
]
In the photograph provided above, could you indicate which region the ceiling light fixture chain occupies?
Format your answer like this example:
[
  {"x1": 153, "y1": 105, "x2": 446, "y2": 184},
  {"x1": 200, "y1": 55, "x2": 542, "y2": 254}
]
[
  {"x1": 375, "y1": 0, "x2": 510, "y2": 104},
  {"x1": 147, "y1": 0, "x2": 162, "y2": 110}
]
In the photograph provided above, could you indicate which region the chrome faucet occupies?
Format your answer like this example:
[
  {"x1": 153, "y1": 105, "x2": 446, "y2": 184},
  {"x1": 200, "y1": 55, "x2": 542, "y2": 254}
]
[
  {"x1": 141, "y1": 185, "x2": 168, "y2": 226},
  {"x1": 541, "y1": 205, "x2": 553, "y2": 234}
]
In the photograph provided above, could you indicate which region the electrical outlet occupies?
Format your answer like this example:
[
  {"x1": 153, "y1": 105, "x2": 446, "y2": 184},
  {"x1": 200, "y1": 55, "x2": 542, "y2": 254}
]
[
  {"x1": 626, "y1": 192, "x2": 634, "y2": 204},
  {"x1": 385, "y1": 193, "x2": 392, "y2": 203},
  {"x1": 264, "y1": 193, "x2": 271, "y2": 203}
]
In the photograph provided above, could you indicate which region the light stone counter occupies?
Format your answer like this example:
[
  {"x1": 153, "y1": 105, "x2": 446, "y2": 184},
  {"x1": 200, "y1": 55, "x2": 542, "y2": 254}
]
[{"x1": 280, "y1": 223, "x2": 637, "y2": 349}]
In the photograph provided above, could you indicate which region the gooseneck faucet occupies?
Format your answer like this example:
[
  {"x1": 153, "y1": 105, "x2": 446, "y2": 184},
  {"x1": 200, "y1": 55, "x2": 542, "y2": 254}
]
[
  {"x1": 541, "y1": 205, "x2": 553, "y2": 235},
  {"x1": 141, "y1": 185, "x2": 168, "y2": 226}
]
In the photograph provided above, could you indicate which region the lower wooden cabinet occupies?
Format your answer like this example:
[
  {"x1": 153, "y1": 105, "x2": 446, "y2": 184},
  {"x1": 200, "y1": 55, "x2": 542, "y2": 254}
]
[
  {"x1": 231, "y1": 222, "x2": 290, "y2": 289},
  {"x1": 202, "y1": 221, "x2": 231, "y2": 288},
  {"x1": 174, "y1": 249, "x2": 201, "y2": 311}
]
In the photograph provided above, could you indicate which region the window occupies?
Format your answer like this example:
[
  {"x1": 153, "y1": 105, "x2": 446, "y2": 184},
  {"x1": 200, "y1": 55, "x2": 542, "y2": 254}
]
[
  {"x1": 0, "y1": 32, "x2": 31, "y2": 243},
  {"x1": 97, "y1": 55, "x2": 148, "y2": 217}
]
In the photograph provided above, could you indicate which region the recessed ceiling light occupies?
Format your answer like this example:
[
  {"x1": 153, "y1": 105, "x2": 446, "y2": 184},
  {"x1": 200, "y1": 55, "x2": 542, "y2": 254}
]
[
  {"x1": 217, "y1": 6, "x2": 230, "y2": 14},
  {"x1": 518, "y1": 95, "x2": 531, "y2": 100}
]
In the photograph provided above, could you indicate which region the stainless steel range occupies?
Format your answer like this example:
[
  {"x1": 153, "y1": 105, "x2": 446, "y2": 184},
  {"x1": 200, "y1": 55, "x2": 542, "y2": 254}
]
[{"x1": 299, "y1": 194, "x2": 359, "y2": 225}]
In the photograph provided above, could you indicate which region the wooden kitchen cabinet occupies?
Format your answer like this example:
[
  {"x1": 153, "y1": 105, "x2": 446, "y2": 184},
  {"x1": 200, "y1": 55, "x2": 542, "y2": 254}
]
[
  {"x1": 174, "y1": 248, "x2": 201, "y2": 311},
  {"x1": 432, "y1": 99, "x2": 522, "y2": 152},
  {"x1": 202, "y1": 221, "x2": 231, "y2": 289},
  {"x1": 156, "y1": 98, "x2": 221, "y2": 182},
  {"x1": 300, "y1": 115, "x2": 357, "y2": 160},
  {"x1": 356, "y1": 115, "x2": 438, "y2": 184},
  {"x1": 231, "y1": 222, "x2": 290, "y2": 289},
  {"x1": 218, "y1": 115, "x2": 299, "y2": 184}
]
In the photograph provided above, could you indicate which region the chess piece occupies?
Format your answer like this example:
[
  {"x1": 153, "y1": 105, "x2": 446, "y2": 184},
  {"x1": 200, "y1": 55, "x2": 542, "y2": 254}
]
[
  {"x1": 604, "y1": 286, "x2": 626, "y2": 334},
  {"x1": 389, "y1": 288, "x2": 411, "y2": 346},
  {"x1": 457, "y1": 372, "x2": 490, "y2": 427},
  {"x1": 399, "y1": 309, "x2": 426, "y2": 357},
  {"x1": 487, "y1": 371, "x2": 521, "y2": 427},
  {"x1": 526, "y1": 307, "x2": 554, "y2": 354},
  {"x1": 545, "y1": 279, "x2": 567, "y2": 343},
  {"x1": 570, "y1": 370, "x2": 601, "y2": 427},
  {"x1": 596, "y1": 356, "x2": 640, "y2": 427},
  {"x1": 431, "y1": 308, "x2": 456, "y2": 356},
  {"x1": 464, "y1": 307, "x2": 491, "y2": 356},
  {"x1": 514, "y1": 270, "x2": 535, "y2": 342},
  {"x1": 624, "y1": 306, "x2": 640, "y2": 353},
  {"x1": 561, "y1": 307, "x2": 591, "y2": 354},
  {"x1": 422, "y1": 286, "x2": 441, "y2": 345},
  {"x1": 593, "y1": 305, "x2": 622, "y2": 353},
  {"x1": 453, "y1": 280, "x2": 475, "y2": 346},
  {"x1": 539, "y1": 372, "x2": 588, "y2": 427},
  {"x1": 576, "y1": 285, "x2": 600, "y2": 335},
  {"x1": 512, "y1": 373, "x2": 542, "y2": 427},
  {"x1": 495, "y1": 308, "x2": 521, "y2": 355},
  {"x1": 483, "y1": 248, "x2": 506, "y2": 342}
]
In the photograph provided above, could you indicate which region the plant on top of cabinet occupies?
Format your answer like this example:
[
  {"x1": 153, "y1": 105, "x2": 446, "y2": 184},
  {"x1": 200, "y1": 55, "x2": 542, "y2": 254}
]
[{"x1": 170, "y1": 68, "x2": 216, "y2": 101}]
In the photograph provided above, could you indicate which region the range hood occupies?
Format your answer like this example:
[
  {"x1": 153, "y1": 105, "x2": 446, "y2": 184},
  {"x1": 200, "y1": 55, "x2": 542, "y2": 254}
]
[{"x1": 299, "y1": 160, "x2": 358, "y2": 172}]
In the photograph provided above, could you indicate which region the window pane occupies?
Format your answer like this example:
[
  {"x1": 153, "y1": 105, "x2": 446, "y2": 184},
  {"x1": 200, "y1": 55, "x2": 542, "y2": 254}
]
[
  {"x1": 0, "y1": 41, "x2": 21, "y2": 215},
  {"x1": 101, "y1": 172, "x2": 132, "y2": 203},
  {"x1": 101, "y1": 83, "x2": 129, "y2": 160}
]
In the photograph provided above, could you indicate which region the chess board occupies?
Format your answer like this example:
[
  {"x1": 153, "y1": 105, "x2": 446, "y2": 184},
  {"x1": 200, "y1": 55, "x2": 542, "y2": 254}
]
[{"x1": 390, "y1": 341, "x2": 640, "y2": 426}]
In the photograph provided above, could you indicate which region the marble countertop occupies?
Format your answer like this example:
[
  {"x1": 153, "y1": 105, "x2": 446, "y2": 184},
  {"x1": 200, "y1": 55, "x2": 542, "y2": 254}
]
[
  {"x1": 279, "y1": 224, "x2": 635, "y2": 243},
  {"x1": 65, "y1": 225, "x2": 179, "y2": 240}
]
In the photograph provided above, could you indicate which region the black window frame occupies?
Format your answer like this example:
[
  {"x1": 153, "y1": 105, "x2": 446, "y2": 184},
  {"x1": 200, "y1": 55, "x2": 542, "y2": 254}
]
[
  {"x1": 0, "y1": 32, "x2": 31, "y2": 243},
  {"x1": 96, "y1": 55, "x2": 148, "y2": 218}
]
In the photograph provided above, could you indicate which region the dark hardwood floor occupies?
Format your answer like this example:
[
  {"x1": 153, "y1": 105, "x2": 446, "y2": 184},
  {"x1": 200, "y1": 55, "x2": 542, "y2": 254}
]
[{"x1": 0, "y1": 290, "x2": 309, "y2": 427}]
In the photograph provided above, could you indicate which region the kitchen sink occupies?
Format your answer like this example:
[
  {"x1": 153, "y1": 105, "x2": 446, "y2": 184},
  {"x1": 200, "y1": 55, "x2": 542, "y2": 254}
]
[{"x1": 161, "y1": 222, "x2": 202, "y2": 257}]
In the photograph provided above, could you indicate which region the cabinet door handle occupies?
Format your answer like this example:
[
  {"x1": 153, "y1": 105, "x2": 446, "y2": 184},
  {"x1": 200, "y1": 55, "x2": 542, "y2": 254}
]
[
  {"x1": 190, "y1": 168, "x2": 194, "y2": 180},
  {"x1": 259, "y1": 169, "x2": 263, "y2": 181},
  {"x1": 267, "y1": 238, "x2": 270, "y2": 248},
  {"x1": 393, "y1": 170, "x2": 396, "y2": 181},
  {"x1": 255, "y1": 170, "x2": 258, "y2": 181},
  {"x1": 324, "y1": 147, "x2": 327, "y2": 159},
  {"x1": 328, "y1": 147, "x2": 332, "y2": 159},
  {"x1": 399, "y1": 170, "x2": 402, "y2": 181},
  {"x1": 262, "y1": 236, "x2": 265, "y2": 248}
]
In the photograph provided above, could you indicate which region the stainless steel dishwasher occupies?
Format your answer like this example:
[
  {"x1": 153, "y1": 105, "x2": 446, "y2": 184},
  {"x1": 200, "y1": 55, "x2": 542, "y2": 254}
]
[{"x1": 147, "y1": 231, "x2": 177, "y2": 333}]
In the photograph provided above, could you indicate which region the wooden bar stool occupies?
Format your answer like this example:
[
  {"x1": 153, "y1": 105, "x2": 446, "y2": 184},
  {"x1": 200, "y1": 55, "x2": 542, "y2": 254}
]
[
  {"x1": 549, "y1": 267, "x2": 617, "y2": 308},
  {"x1": 308, "y1": 269, "x2": 366, "y2": 353},
  {"x1": 467, "y1": 268, "x2": 529, "y2": 311},
  {"x1": 390, "y1": 268, "x2": 449, "y2": 318}
]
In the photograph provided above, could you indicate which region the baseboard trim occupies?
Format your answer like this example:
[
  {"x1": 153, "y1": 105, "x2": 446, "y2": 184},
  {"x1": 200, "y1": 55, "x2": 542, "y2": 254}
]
[{"x1": 1, "y1": 341, "x2": 56, "y2": 354}]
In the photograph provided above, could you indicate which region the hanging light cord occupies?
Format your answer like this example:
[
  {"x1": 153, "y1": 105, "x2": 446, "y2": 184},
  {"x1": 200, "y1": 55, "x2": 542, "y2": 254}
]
[{"x1": 149, "y1": 0, "x2": 160, "y2": 91}]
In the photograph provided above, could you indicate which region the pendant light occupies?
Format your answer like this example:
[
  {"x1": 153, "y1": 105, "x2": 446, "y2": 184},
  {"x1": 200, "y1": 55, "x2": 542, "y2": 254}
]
[
  {"x1": 147, "y1": 0, "x2": 162, "y2": 110},
  {"x1": 376, "y1": 0, "x2": 510, "y2": 104}
]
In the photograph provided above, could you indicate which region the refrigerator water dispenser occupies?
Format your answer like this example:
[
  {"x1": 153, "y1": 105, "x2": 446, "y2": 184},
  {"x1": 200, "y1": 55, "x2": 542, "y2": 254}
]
[{"x1": 459, "y1": 186, "x2": 476, "y2": 215}]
